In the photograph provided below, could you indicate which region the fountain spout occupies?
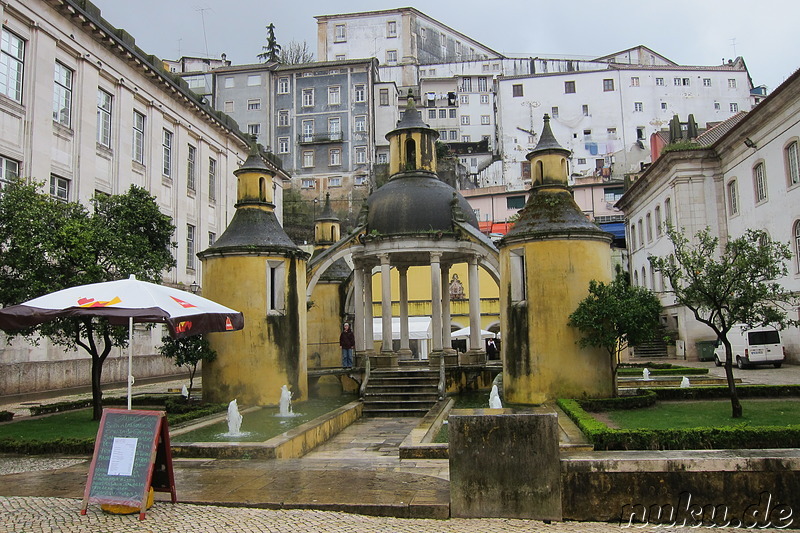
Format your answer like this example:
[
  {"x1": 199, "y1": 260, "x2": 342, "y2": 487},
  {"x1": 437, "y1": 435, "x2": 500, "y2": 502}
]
[
  {"x1": 489, "y1": 384, "x2": 503, "y2": 409},
  {"x1": 227, "y1": 399, "x2": 243, "y2": 436},
  {"x1": 279, "y1": 385, "x2": 293, "y2": 417},
  {"x1": 642, "y1": 368, "x2": 651, "y2": 381}
]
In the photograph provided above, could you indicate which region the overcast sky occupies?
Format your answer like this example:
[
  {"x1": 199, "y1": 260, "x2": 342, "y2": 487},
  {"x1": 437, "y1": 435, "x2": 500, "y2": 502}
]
[{"x1": 90, "y1": 0, "x2": 799, "y2": 92}]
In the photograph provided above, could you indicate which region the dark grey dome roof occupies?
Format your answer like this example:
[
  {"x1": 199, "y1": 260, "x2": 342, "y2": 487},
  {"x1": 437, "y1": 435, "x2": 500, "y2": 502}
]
[{"x1": 366, "y1": 173, "x2": 479, "y2": 235}]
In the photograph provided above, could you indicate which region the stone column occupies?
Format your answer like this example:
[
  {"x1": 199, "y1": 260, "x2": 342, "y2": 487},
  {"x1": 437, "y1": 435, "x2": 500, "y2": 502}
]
[
  {"x1": 363, "y1": 263, "x2": 374, "y2": 357},
  {"x1": 353, "y1": 264, "x2": 365, "y2": 355},
  {"x1": 430, "y1": 252, "x2": 443, "y2": 354},
  {"x1": 377, "y1": 254, "x2": 397, "y2": 367},
  {"x1": 465, "y1": 254, "x2": 485, "y2": 363},
  {"x1": 397, "y1": 265, "x2": 412, "y2": 358},
  {"x1": 442, "y1": 263, "x2": 455, "y2": 354}
]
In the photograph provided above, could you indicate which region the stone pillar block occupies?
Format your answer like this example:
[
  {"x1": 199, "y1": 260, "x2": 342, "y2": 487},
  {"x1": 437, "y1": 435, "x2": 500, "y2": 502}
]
[{"x1": 449, "y1": 407, "x2": 562, "y2": 520}]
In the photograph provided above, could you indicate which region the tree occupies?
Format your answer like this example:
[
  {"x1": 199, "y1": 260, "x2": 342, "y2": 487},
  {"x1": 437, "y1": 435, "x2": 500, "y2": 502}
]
[
  {"x1": 281, "y1": 186, "x2": 313, "y2": 244},
  {"x1": 158, "y1": 335, "x2": 216, "y2": 400},
  {"x1": 568, "y1": 266, "x2": 663, "y2": 396},
  {"x1": 649, "y1": 226, "x2": 799, "y2": 418},
  {"x1": 278, "y1": 41, "x2": 314, "y2": 65},
  {"x1": 0, "y1": 180, "x2": 176, "y2": 419},
  {"x1": 257, "y1": 23, "x2": 282, "y2": 63}
]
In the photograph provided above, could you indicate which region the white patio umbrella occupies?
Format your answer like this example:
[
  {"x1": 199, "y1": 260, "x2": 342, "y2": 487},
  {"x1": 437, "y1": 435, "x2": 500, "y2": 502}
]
[
  {"x1": 0, "y1": 275, "x2": 244, "y2": 409},
  {"x1": 450, "y1": 326, "x2": 496, "y2": 340}
]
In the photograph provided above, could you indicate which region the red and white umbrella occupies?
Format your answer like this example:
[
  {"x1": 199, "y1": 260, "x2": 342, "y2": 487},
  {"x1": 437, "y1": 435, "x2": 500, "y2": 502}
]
[{"x1": 0, "y1": 275, "x2": 243, "y2": 408}]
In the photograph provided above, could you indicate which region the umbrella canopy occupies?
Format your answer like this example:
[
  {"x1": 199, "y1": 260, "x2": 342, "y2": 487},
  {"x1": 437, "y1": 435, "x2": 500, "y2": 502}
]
[
  {"x1": 450, "y1": 326, "x2": 495, "y2": 340},
  {"x1": 0, "y1": 275, "x2": 243, "y2": 338}
]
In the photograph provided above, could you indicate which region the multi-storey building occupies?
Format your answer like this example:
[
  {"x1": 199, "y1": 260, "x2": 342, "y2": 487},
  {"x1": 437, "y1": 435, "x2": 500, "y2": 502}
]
[
  {"x1": 0, "y1": 0, "x2": 285, "y2": 394},
  {"x1": 617, "y1": 67, "x2": 800, "y2": 362}
]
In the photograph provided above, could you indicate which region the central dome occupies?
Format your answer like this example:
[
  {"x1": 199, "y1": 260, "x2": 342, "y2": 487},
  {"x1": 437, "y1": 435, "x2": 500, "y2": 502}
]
[{"x1": 367, "y1": 172, "x2": 479, "y2": 235}]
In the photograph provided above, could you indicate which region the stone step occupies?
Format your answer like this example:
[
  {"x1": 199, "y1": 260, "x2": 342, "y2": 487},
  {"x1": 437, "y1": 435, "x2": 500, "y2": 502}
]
[
  {"x1": 363, "y1": 392, "x2": 439, "y2": 402},
  {"x1": 367, "y1": 378, "x2": 440, "y2": 387},
  {"x1": 362, "y1": 407, "x2": 429, "y2": 417}
]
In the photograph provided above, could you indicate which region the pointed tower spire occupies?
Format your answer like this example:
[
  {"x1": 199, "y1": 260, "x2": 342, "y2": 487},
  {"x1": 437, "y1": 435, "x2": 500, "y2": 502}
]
[
  {"x1": 314, "y1": 192, "x2": 340, "y2": 250},
  {"x1": 385, "y1": 90, "x2": 439, "y2": 177}
]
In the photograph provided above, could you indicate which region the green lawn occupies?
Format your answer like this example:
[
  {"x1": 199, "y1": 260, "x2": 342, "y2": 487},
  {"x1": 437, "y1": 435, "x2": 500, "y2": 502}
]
[
  {"x1": 604, "y1": 399, "x2": 800, "y2": 429},
  {"x1": 0, "y1": 409, "x2": 100, "y2": 440}
]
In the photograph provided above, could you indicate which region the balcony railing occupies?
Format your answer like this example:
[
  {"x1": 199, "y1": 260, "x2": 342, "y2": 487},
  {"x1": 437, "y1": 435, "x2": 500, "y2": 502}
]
[{"x1": 298, "y1": 132, "x2": 344, "y2": 144}]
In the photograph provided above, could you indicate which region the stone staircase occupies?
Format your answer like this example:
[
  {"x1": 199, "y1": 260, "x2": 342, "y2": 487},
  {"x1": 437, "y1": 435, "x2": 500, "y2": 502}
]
[
  {"x1": 632, "y1": 339, "x2": 668, "y2": 358},
  {"x1": 362, "y1": 368, "x2": 440, "y2": 417}
]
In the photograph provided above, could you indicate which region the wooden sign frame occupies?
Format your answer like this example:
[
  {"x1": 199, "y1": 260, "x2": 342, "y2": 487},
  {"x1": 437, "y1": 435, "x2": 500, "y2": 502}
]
[{"x1": 80, "y1": 408, "x2": 177, "y2": 520}]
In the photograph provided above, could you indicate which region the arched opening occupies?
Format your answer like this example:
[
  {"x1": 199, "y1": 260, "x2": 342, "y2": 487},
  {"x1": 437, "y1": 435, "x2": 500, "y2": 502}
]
[
  {"x1": 259, "y1": 177, "x2": 267, "y2": 202},
  {"x1": 405, "y1": 138, "x2": 416, "y2": 170},
  {"x1": 535, "y1": 160, "x2": 544, "y2": 183},
  {"x1": 331, "y1": 226, "x2": 337, "y2": 241}
]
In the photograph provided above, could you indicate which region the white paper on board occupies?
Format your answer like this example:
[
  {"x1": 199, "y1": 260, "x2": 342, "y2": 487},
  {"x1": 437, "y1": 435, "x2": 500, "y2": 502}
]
[{"x1": 107, "y1": 437, "x2": 138, "y2": 476}]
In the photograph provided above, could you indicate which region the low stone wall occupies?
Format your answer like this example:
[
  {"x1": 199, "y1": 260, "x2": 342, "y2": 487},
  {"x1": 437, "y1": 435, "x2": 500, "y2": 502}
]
[
  {"x1": 562, "y1": 449, "x2": 800, "y2": 529},
  {"x1": 0, "y1": 355, "x2": 183, "y2": 396}
]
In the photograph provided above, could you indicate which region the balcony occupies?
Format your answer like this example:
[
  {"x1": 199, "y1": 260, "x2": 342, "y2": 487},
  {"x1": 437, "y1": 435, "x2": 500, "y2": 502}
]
[{"x1": 298, "y1": 132, "x2": 344, "y2": 144}]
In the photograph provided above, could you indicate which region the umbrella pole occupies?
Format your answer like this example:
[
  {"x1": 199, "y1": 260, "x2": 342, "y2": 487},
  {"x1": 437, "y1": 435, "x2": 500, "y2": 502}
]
[{"x1": 127, "y1": 316, "x2": 133, "y2": 410}]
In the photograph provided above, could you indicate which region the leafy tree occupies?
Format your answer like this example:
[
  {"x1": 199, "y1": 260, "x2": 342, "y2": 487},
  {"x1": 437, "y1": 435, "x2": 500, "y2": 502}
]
[
  {"x1": 649, "y1": 226, "x2": 799, "y2": 418},
  {"x1": 278, "y1": 41, "x2": 315, "y2": 64},
  {"x1": 0, "y1": 180, "x2": 176, "y2": 419},
  {"x1": 257, "y1": 23, "x2": 282, "y2": 63},
  {"x1": 158, "y1": 335, "x2": 216, "y2": 400},
  {"x1": 568, "y1": 266, "x2": 663, "y2": 396},
  {"x1": 281, "y1": 186, "x2": 313, "y2": 244}
]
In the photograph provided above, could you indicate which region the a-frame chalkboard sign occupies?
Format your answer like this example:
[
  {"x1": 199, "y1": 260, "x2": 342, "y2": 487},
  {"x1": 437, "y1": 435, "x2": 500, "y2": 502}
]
[{"x1": 80, "y1": 408, "x2": 177, "y2": 520}]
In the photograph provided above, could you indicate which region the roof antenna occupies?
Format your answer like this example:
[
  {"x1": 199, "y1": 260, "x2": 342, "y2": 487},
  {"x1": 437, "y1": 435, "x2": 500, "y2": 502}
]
[{"x1": 197, "y1": 8, "x2": 211, "y2": 58}]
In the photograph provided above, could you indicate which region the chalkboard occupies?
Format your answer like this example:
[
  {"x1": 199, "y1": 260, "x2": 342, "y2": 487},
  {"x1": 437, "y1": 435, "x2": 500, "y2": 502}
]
[{"x1": 81, "y1": 408, "x2": 176, "y2": 520}]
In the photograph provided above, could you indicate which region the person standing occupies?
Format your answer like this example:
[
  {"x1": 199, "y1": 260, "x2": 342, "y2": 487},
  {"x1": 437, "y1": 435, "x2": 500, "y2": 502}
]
[{"x1": 339, "y1": 323, "x2": 355, "y2": 368}]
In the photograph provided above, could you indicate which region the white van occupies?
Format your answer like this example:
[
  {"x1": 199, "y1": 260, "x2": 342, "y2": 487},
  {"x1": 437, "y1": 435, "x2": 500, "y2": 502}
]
[{"x1": 713, "y1": 325, "x2": 785, "y2": 369}]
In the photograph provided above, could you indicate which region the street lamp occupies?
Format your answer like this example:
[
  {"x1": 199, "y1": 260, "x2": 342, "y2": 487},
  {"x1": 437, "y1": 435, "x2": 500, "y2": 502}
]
[
  {"x1": 312, "y1": 198, "x2": 319, "y2": 243},
  {"x1": 189, "y1": 280, "x2": 200, "y2": 294}
]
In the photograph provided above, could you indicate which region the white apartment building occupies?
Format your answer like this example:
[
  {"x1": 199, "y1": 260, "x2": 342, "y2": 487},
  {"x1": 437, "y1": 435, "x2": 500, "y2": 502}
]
[
  {"x1": 617, "y1": 67, "x2": 800, "y2": 362},
  {"x1": 497, "y1": 50, "x2": 755, "y2": 191},
  {"x1": 0, "y1": 0, "x2": 278, "y2": 394}
]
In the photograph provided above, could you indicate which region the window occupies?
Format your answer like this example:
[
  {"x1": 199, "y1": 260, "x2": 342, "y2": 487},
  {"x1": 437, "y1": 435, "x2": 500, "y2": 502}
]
[
  {"x1": 377, "y1": 153, "x2": 388, "y2": 164},
  {"x1": 509, "y1": 248, "x2": 526, "y2": 303},
  {"x1": 673, "y1": 78, "x2": 681, "y2": 86},
  {"x1": 607, "y1": 127, "x2": 617, "y2": 138},
  {"x1": 461, "y1": 135, "x2": 471, "y2": 142},
  {"x1": 0, "y1": 155, "x2": 20, "y2": 189},
  {"x1": 329, "y1": 176, "x2": 341, "y2": 187},
  {"x1": 728, "y1": 79, "x2": 737, "y2": 88},
  {"x1": 506, "y1": 195, "x2": 525, "y2": 209},
  {"x1": 655, "y1": 206, "x2": 662, "y2": 237},
  {"x1": 714, "y1": 102, "x2": 721, "y2": 111},
  {"x1": 428, "y1": 109, "x2": 436, "y2": 119},
  {"x1": 355, "y1": 146, "x2": 366, "y2": 164},
  {"x1": 328, "y1": 86, "x2": 340, "y2": 105},
  {"x1": 481, "y1": 115, "x2": 490, "y2": 125},
  {"x1": 53, "y1": 62, "x2": 73, "y2": 126},
  {"x1": 477, "y1": 77, "x2": 487, "y2": 92},
  {"x1": 208, "y1": 157, "x2": 217, "y2": 202},
  {"x1": 278, "y1": 77, "x2": 289, "y2": 93},
  {"x1": 646, "y1": 213, "x2": 653, "y2": 242},
  {"x1": 278, "y1": 137, "x2": 289, "y2": 153},
  {"x1": 551, "y1": 106, "x2": 559, "y2": 118},
  {"x1": 631, "y1": 77, "x2": 640, "y2": 87},
  {"x1": 449, "y1": 130, "x2": 457, "y2": 140},
  {"x1": 301, "y1": 119, "x2": 314, "y2": 141},
  {"x1": 754, "y1": 162, "x2": 767, "y2": 203},
  {"x1": 386, "y1": 50, "x2": 397, "y2": 63},
  {"x1": 387, "y1": 20, "x2": 397, "y2": 37},
  {"x1": 730, "y1": 103, "x2": 739, "y2": 113},
  {"x1": 301, "y1": 178, "x2": 315, "y2": 188},
  {"x1": 603, "y1": 79, "x2": 614, "y2": 91},
  {"x1": 786, "y1": 141, "x2": 799, "y2": 187},
  {"x1": 577, "y1": 158, "x2": 586, "y2": 165},
  {"x1": 354, "y1": 175, "x2": 367, "y2": 186},
  {"x1": 132, "y1": 111, "x2": 145, "y2": 164},
  {"x1": 703, "y1": 78, "x2": 712, "y2": 87},
  {"x1": 354, "y1": 115, "x2": 366, "y2": 132},
  {"x1": 334, "y1": 24, "x2": 346, "y2": 42},
  {"x1": 186, "y1": 224, "x2": 196, "y2": 269},
  {"x1": 267, "y1": 260, "x2": 286, "y2": 314},
  {"x1": 328, "y1": 117, "x2": 341, "y2": 139},
  {"x1": 480, "y1": 94, "x2": 489, "y2": 104},
  {"x1": 379, "y1": 88, "x2": 389, "y2": 106},
  {"x1": 0, "y1": 28, "x2": 24, "y2": 102},
  {"x1": 302, "y1": 151, "x2": 314, "y2": 168},
  {"x1": 564, "y1": 81, "x2": 576, "y2": 94},
  {"x1": 329, "y1": 148, "x2": 341, "y2": 166},
  {"x1": 302, "y1": 88, "x2": 314, "y2": 107},
  {"x1": 795, "y1": 221, "x2": 800, "y2": 273},
  {"x1": 247, "y1": 99, "x2": 261, "y2": 110},
  {"x1": 603, "y1": 187, "x2": 623, "y2": 203},
  {"x1": 439, "y1": 108, "x2": 447, "y2": 119},
  {"x1": 664, "y1": 198, "x2": 672, "y2": 226},
  {"x1": 247, "y1": 74, "x2": 260, "y2": 86},
  {"x1": 655, "y1": 77, "x2": 664, "y2": 86},
  {"x1": 208, "y1": 232, "x2": 216, "y2": 247},
  {"x1": 634, "y1": 102, "x2": 643, "y2": 112},
  {"x1": 278, "y1": 110, "x2": 289, "y2": 127},
  {"x1": 727, "y1": 179, "x2": 739, "y2": 215},
  {"x1": 187, "y1": 145, "x2": 197, "y2": 191},
  {"x1": 461, "y1": 78, "x2": 473, "y2": 93},
  {"x1": 582, "y1": 104, "x2": 589, "y2": 116},
  {"x1": 682, "y1": 78, "x2": 690, "y2": 86},
  {"x1": 96, "y1": 89, "x2": 113, "y2": 147},
  {"x1": 633, "y1": 270, "x2": 639, "y2": 286},
  {"x1": 461, "y1": 115, "x2": 470, "y2": 125},
  {"x1": 223, "y1": 101, "x2": 234, "y2": 113},
  {"x1": 50, "y1": 175, "x2": 69, "y2": 202},
  {"x1": 162, "y1": 129, "x2": 173, "y2": 177},
  {"x1": 512, "y1": 84, "x2": 523, "y2": 97},
  {"x1": 354, "y1": 84, "x2": 365, "y2": 102},
  {"x1": 630, "y1": 225, "x2": 637, "y2": 249},
  {"x1": 248, "y1": 124, "x2": 261, "y2": 136},
  {"x1": 583, "y1": 129, "x2": 592, "y2": 139},
  {"x1": 460, "y1": 94, "x2": 469, "y2": 104},
  {"x1": 661, "y1": 102, "x2": 668, "y2": 110},
  {"x1": 637, "y1": 219, "x2": 643, "y2": 248},
  {"x1": 224, "y1": 77, "x2": 234, "y2": 88}
]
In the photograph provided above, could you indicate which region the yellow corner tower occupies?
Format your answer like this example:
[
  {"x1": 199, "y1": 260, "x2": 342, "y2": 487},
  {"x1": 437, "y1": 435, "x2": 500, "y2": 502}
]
[
  {"x1": 198, "y1": 141, "x2": 309, "y2": 406},
  {"x1": 499, "y1": 115, "x2": 613, "y2": 404}
]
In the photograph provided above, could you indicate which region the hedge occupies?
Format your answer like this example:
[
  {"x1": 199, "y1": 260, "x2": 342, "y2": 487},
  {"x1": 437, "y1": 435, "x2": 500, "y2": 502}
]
[
  {"x1": 0, "y1": 411, "x2": 14, "y2": 422},
  {"x1": 617, "y1": 367, "x2": 709, "y2": 376},
  {"x1": 577, "y1": 389, "x2": 657, "y2": 412},
  {"x1": 650, "y1": 384, "x2": 800, "y2": 401},
  {"x1": 30, "y1": 394, "x2": 178, "y2": 416}
]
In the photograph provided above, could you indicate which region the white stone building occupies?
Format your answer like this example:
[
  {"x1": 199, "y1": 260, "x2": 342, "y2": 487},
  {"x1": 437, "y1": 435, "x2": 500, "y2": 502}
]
[
  {"x1": 617, "y1": 67, "x2": 800, "y2": 362},
  {"x1": 0, "y1": 0, "x2": 283, "y2": 395}
]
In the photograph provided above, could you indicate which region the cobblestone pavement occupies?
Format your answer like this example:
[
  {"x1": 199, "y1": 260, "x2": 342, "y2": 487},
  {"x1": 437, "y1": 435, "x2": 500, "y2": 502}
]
[{"x1": 0, "y1": 496, "x2": 742, "y2": 533}]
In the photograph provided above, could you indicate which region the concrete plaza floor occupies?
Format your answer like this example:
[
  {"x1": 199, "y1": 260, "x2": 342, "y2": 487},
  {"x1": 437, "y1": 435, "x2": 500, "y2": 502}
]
[{"x1": 1, "y1": 360, "x2": 795, "y2": 532}]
